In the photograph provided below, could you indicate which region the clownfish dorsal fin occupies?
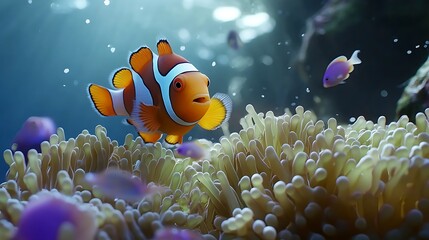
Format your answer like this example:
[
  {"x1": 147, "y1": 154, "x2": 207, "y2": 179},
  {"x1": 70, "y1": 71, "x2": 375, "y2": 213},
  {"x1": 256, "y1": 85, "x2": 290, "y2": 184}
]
[
  {"x1": 88, "y1": 84, "x2": 116, "y2": 116},
  {"x1": 130, "y1": 46, "x2": 153, "y2": 73},
  {"x1": 198, "y1": 93, "x2": 232, "y2": 130},
  {"x1": 112, "y1": 68, "x2": 133, "y2": 89},
  {"x1": 157, "y1": 39, "x2": 173, "y2": 56}
]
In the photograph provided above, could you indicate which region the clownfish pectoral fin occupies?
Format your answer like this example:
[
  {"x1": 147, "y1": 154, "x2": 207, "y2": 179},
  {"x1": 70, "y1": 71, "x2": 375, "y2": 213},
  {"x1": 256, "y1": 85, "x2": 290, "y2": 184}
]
[
  {"x1": 130, "y1": 46, "x2": 153, "y2": 74},
  {"x1": 165, "y1": 135, "x2": 182, "y2": 145},
  {"x1": 138, "y1": 103, "x2": 161, "y2": 132},
  {"x1": 138, "y1": 132, "x2": 162, "y2": 143},
  {"x1": 198, "y1": 93, "x2": 232, "y2": 130},
  {"x1": 112, "y1": 68, "x2": 133, "y2": 89},
  {"x1": 88, "y1": 84, "x2": 116, "y2": 116},
  {"x1": 157, "y1": 39, "x2": 173, "y2": 56}
]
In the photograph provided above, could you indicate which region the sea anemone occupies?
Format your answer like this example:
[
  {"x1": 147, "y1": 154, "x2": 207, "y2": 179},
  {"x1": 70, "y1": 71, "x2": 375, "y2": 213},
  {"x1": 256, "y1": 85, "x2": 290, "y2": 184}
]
[{"x1": 1, "y1": 105, "x2": 429, "y2": 239}]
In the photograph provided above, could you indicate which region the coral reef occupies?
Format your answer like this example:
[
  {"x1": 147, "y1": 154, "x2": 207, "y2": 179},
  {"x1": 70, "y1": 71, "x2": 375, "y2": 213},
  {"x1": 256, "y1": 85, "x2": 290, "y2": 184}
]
[{"x1": 1, "y1": 104, "x2": 429, "y2": 239}]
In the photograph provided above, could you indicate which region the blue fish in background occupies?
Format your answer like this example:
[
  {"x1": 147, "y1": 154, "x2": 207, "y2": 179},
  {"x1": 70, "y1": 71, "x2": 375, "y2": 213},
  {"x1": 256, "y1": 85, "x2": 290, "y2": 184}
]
[
  {"x1": 175, "y1": 140, "x2": 210, "y2": 160},
  {"x1": 11, "y1": 117, "x2": 56, "y2": 155},
  {"x1": 322, "y1": 50, "x2": 362, "y2": 88},
  {"x1": 84, "y1": 169, "x2": 167, "y2": 202},
  {"x1": 227, "y1": 30, "x2": 243, "y2": 50},
  {"x1": 84, "y1": 169, "x2": 147, "y2": 202}
]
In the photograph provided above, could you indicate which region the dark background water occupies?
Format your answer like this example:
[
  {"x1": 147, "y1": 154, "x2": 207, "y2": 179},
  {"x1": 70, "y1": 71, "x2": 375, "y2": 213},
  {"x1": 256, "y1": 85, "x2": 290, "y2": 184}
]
[{"x1": 1, "y1": 0, "x2": 429, "y2": 179}]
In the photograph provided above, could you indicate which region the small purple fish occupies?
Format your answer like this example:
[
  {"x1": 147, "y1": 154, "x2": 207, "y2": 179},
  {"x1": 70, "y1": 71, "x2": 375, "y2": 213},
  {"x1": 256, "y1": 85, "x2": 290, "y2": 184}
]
[
  {"x1": 227, "y1": 30, "x2": 242, "y2": 50},
  {"x1": 323, "y1": 50, "x2": 361, "y2": 88},
  {"x1": 85, "y1": 169, "x2": 148, "y2": 202},
  {"x1": 153, "y1": 228, "x2": 204, "y2": 240},
  {"x1": 11, "y1": 116, "x2": 56, "y2": 154},
  {"x1": 175, "y1": 141, "x2": 208, "y2": 160},
  {"x1": 13, "y1": 193, "x2": 97, "y2": 240}
]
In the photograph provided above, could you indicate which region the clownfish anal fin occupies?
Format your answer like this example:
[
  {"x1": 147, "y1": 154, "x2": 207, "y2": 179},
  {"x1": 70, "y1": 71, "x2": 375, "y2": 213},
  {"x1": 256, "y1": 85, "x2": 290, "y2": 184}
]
[
  {"x1": 130, "y1": 47, "x2": 153, "y2": 73},
  {"x1": 139, "y1": 103, "x2": 161, "y2": 132},
  {"x1": 198, "y1": 93, "x2": 232, "y2": 130},
  {"x1": 88, "y1": 84, "x2": 116, "y2": 116},
  {"x1": 139, "y1": 132, "x2": 162, "y2": 143},
  {"x1": 157, "y1": 39, "x2": 173, "y2": 56},
  {"x1": 112, "y1": 68, "x2": 133, "y2": 89},
  {"x1": 165, "y1": 135, "x2": 182, "y2": 145}
]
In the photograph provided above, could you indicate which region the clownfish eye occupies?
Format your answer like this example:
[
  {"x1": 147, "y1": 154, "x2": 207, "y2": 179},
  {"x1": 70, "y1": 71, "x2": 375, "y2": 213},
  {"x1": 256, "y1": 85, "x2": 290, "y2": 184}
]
[
  {"x1": 173, "y1": 78, "x2": 184, "y2": 91},
  {"x1": 207, "y1": 78, "x2": 210, "y2": 87}
]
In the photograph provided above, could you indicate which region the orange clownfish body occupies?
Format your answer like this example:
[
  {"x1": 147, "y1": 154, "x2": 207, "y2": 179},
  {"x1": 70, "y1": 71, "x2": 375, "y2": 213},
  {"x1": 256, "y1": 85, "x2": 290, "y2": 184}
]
[{"x1": 88, "y1": 39, "x2": 232, "y2": 145}]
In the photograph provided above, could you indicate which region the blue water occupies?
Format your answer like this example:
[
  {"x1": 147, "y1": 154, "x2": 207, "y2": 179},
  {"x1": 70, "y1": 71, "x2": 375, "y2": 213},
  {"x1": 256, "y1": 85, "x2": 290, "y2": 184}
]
[{"x1": 1, "y1": 0, "x2": 429, "y2": 179}]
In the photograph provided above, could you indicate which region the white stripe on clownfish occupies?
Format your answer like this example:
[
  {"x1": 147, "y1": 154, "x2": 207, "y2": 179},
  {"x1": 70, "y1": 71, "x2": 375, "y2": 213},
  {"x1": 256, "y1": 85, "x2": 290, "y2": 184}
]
[
  {"x1": 109, "y1": 89, "x2": 128, "y2": 116},
  {"x1": 152, "y1": 53, "x2": 199, "y2": 126},
  {"x1": 132, "y1": 70, "x2": 153, "y2": 107},
  {"x1": 130, "y1": 70, "x2": 153, "y2": 133}
]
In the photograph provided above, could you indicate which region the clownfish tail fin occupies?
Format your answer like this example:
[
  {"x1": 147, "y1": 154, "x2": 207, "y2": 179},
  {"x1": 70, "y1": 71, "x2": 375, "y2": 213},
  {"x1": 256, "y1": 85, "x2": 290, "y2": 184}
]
[{"x1": 88, "y1": 84, "x2": 116, "y2": 116}]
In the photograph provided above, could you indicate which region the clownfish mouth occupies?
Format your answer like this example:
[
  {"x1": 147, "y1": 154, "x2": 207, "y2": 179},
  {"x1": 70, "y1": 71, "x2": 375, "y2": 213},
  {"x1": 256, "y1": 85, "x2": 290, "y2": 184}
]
[{"x1": 192, "y1": 94, "x2": 210, "y2": 104}]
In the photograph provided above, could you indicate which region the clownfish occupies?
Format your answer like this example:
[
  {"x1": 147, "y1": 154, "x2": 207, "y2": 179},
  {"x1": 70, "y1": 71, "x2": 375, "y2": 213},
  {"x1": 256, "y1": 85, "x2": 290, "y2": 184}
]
[
  {"x1": 322, "y1": 50, "x2": 361, "y2": 88},
  {"x1": 88, "y1": 39, "x2": 232, "y2": 145}
]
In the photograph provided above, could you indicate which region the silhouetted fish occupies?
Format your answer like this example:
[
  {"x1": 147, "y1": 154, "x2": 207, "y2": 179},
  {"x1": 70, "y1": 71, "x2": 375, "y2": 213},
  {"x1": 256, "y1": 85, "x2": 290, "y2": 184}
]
[{"x1": 227, "y1": 30, "x2": 242, "y2": 50}]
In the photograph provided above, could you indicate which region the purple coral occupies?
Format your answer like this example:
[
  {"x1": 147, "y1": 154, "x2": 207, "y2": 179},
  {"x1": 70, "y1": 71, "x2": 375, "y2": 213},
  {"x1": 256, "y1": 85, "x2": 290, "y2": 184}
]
[
  {"x1": 13, "y1": 193, "x2": 96, "y2": 240},
  {"x1": 153, "y1": 228, "x2": 204, "y2": 240}
]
